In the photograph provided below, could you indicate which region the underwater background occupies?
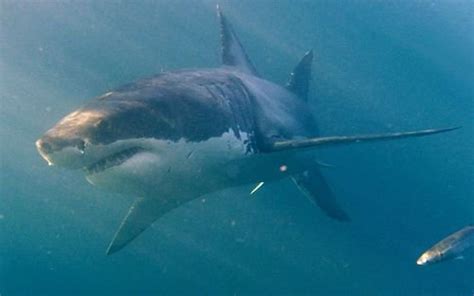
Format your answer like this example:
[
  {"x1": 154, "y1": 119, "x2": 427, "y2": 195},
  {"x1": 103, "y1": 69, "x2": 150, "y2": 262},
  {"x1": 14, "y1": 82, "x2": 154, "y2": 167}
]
[{"x1": 1, "y1": 1, "x2": 473, "y2": 295}]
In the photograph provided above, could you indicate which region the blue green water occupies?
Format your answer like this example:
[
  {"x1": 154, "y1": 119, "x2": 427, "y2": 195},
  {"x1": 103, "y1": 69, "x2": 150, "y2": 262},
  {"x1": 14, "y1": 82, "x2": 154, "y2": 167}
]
[{"x1": 1, "y1": 1, "x2": 473, "y2": 295}]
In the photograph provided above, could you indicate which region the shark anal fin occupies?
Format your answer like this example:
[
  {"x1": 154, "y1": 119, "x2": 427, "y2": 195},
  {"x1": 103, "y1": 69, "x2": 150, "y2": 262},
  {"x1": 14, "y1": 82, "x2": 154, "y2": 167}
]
[
  {"x1": 217, "y1": 5, "x2": 258, "y2": 76},
  {"x1": 271, "y1": 127, "x2": 460, "y2": 152},
  {"x1": 292, "y1": 167, "x2": 350, "y2": 221},
  {"x1": 106, "y1": 197, "x2": 179, "y2": 255},
  {"x1": 286, "y1": 50, "x2": 313, "y2": 100}
]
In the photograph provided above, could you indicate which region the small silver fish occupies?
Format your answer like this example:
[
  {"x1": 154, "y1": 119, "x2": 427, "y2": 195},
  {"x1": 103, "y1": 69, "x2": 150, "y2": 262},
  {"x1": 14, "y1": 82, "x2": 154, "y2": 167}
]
[{"x1": 416, "y1": 225, "x2": 474, "y2": 266}]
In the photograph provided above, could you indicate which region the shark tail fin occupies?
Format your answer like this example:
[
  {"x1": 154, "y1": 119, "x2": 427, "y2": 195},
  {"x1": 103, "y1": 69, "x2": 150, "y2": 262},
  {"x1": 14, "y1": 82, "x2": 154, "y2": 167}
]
[
  {"x1": 106, "y1": 197, "x2": 179, "y2": 255},
  {"x1": 217, "y1": 5, "x2": 258, "y2": 76},
  {"x1": 286, "y1": 50, "x2": 313, "y2": 101},
  {"x1": 292, "y1": 166, "x2": 350, "y2": 221},
  {"x1": 271, "y1": 127, "x2": 460, "y2": 152}
]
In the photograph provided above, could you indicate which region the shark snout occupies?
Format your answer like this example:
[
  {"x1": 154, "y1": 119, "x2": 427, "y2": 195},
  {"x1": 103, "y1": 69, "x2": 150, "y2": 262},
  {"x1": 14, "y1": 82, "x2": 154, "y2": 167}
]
[
  {"x1": 35, "y1": 135, "x2": 87, "y2": 168},
  {"x1": 36, "y1": 138, "x2": 52, "y2": 154},
  {"x1": 36, "y1": 138, "x2": 54, "y2": 165}
]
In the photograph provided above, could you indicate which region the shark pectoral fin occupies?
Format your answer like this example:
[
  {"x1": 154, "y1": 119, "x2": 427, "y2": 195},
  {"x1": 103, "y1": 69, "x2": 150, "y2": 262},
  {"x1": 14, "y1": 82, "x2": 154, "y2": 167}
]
[
  {"x1": 217, "y1": 5, "x2": 258, "y2": 76},
  {"x1": 286, "y1": 50, "x2": 313, "y2": 101},
  {"x1": 271, "y1": 127, "x2": 460, "y2": 152},
  {"x1": 291, "y1": 167, "x2": 350, "y2": 222},
  {"x1": 106, "y1": 197, "x2": 178, "y2": 255}
]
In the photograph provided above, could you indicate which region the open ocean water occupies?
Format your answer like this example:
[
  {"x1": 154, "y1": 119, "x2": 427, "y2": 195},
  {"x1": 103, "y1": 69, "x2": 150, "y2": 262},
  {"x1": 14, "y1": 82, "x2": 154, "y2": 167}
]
[{"x1": 1, "y1": 1, "x2": 473, "y2": 295}]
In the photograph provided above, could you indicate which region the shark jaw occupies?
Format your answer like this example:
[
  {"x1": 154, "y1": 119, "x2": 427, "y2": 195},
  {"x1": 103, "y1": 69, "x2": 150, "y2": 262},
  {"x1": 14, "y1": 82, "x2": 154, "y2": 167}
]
[{"x1": 84, "y1": 146, "x2": 144, "y2": 175}]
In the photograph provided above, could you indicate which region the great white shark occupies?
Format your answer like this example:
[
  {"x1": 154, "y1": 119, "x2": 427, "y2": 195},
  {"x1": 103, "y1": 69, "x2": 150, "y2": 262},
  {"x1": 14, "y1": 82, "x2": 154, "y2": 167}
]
[{"x1": 36, "y1": 8, "x2": 458, "y2": 255}]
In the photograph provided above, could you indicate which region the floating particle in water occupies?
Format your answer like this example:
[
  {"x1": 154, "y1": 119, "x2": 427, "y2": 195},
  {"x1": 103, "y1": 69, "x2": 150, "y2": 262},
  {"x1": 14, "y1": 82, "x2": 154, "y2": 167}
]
[{"x1": 250, "y1": 181, "x2": 264, "y2": 195}]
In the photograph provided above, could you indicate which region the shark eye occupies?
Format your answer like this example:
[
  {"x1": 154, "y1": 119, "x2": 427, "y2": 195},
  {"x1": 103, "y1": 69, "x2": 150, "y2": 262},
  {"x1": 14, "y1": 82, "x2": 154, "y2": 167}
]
[
  {"x1": 94, "y1": 120, "x2": 104, "y2": 128},
  {"x1": 93, "y1": 120, "x2": 112, "y2": 133},
  {"x1": 96, "y1": 119, "x2": 113, "y2": 130}
]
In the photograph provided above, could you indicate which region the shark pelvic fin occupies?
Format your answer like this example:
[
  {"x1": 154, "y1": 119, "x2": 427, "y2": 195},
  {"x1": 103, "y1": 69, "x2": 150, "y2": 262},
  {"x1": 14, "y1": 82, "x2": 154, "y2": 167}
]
[
  {"x1": 286, "y1": 50, "x2": 313, "y2": 100},
  {"x1": 292, "y1": 166, "x2": 350, "y2": 221},
  {"x1": 217, "y1": 5, "x2": 258, "y2": 76},
  {"x1": 314, "y1": 159, "x2": 336, "y2": 168},
  {"x1": 106, "y1": 197, "x2": 179, "y2": 255},
  {"x1": 271, "y1": 127, "x2": 460, "y2": 152}
]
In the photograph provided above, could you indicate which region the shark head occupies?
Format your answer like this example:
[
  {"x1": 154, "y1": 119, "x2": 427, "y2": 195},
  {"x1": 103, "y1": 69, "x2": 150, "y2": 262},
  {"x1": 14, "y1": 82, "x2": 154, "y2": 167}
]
[
  {"x1": 35, "y1": 94, "x2": 164, "y2": 177},
  {"x1": 416, "y1": 249, "x2": 444, "y2": 265},
  {"x1": 35, "y1": 71, "x2": 259, "y2": 197}
]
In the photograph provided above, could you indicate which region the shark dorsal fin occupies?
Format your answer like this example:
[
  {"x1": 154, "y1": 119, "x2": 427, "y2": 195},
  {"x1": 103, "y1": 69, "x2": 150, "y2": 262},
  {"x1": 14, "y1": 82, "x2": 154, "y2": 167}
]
[
  {"x1": 217, "y1": 6, "x2": 258, "y2": 76},
  {"x1": 286, "y1": 50, "x2": 313, "y2": 100}
]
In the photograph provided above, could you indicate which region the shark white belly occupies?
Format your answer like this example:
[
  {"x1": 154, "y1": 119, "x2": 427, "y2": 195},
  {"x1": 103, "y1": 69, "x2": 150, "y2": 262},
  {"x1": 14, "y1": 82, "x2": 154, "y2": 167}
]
[{"x1": 85, "y1": 129, "x2": 309, "y2": 198}]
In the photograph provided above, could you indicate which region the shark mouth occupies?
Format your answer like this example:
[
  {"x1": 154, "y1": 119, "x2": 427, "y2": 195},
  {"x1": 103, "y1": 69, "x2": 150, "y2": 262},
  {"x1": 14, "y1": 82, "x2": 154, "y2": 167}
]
[{"x1": 85, "y1": 147, "x2": 143, "y2": 175}]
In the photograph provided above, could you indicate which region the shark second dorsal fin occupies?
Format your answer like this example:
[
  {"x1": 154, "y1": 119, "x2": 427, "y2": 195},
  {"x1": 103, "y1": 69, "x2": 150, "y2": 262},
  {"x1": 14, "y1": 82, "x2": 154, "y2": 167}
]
[
  {"x1": 217, "y1": 6, "x2": 258, "y2": 76},
  {"x1": 106, "y1": 197, "x2": 180, "y2": 255},
  {"x1": 286, "y1": 50, "x2": 313, "y2": 100}
]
